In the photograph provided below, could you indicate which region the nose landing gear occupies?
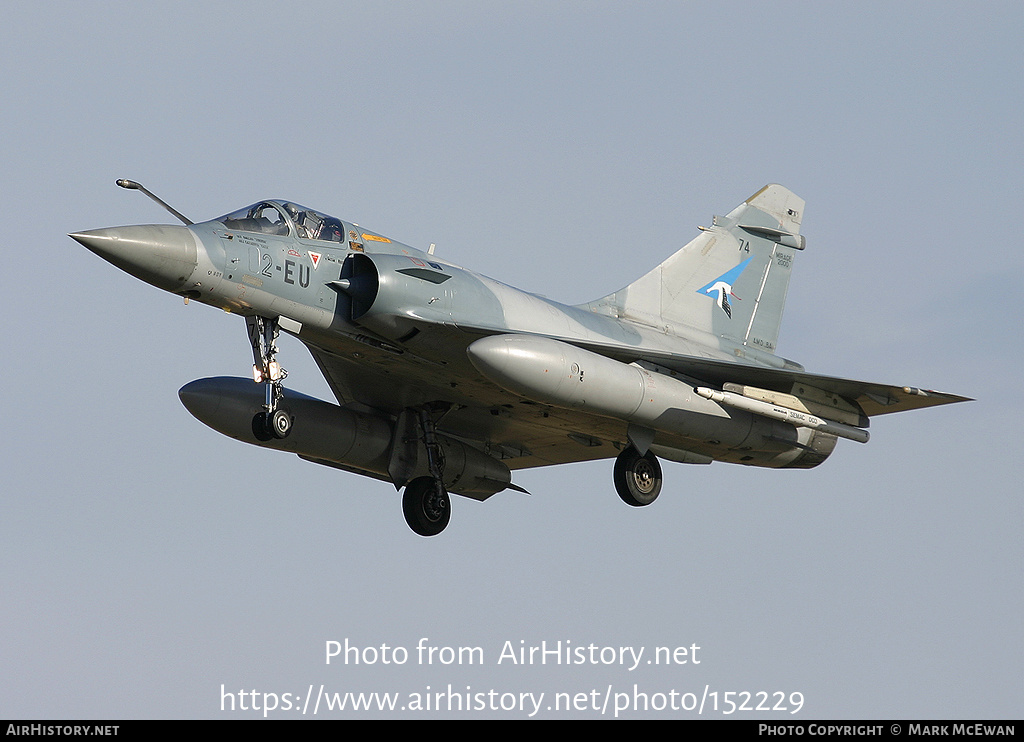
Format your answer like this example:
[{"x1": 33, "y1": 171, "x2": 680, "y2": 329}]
[{"x1": 247, "y1": 315, "x2": 292, "y2": 440}]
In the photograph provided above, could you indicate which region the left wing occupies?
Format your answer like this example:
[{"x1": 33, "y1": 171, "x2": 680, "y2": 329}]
[{"x1": 568, "y1": 338, "x2": 971, "y2": 418}]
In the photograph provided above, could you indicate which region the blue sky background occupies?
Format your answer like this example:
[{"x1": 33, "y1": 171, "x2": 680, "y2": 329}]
[{"x1": 3, "y1": 1, "x2": 1020, "y2": 718}]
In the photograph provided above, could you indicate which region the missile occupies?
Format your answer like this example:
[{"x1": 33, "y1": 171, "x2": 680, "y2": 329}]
[
  {"x1": 695, "y1": 387, "x2": 870, "y2": 443},
  {"x1": 178, "y1": 377, "x2": 513, "y2": 497}
]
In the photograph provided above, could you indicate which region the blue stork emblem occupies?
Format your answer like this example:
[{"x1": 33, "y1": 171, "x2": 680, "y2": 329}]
[{"x1": 696, "y1": 257, "x2": 753, "y2": 318}]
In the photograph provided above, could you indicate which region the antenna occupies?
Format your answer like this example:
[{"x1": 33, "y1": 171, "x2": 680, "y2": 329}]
[{"x1": 115, "y1": 179, "x2": 194, "y2": 225}]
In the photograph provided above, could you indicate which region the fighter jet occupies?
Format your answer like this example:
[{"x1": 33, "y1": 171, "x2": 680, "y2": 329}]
[{"x1": 71, "y1": 181, "x2": 969, "y2": 536}]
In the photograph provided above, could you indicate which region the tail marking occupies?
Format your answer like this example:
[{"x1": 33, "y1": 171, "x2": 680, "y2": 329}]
[{"x1": 696, "y1": 256, "x2": 752, "y2": 318}]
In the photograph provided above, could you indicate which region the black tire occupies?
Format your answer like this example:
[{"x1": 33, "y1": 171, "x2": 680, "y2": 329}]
[
  {"x1": 270, "y1": 408, "x2": 292, "y2": 439},
  {"x1": 402, "y1": 476, "x2": 451, "y2": 536},
  {"x1": 613, "y1": 447, "x2": 663, "y2": 507}
]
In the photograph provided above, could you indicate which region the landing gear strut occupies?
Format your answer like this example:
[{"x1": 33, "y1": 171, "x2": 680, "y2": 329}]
[
  {"x1": 247, "y1": 315, "x2": 292, "y2": 440},
  {"x1": 401, "y1": 406, "x2": 452, "y2": 536},
  {"x1": 614, "y1": 446, "x2": 663, "y2": 507}
]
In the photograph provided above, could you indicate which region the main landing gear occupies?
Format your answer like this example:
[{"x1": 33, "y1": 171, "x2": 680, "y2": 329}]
[
  {"x1": 247, "y1": 315, "x2": 293, "y2": 441},
  {"x1": 402, "y1": 406, "x2": 451, "y2": 537},
  {"x1": 403, "y1": 476, "x2": 450, "y2": 537},
  {"x1": 614, "y1": 446, "x2": 663, "y2": 507}
]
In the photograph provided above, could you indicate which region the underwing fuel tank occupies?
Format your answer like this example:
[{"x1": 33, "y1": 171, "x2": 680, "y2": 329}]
[
  {"x1": 466, "y1": 335, "x2": 837, "y2": 468},
  {"x1": 178, "y1": 377, "x2": 513, "y2": 498}
]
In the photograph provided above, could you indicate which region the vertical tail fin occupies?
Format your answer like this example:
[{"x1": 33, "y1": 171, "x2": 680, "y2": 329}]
[{"x1": 582, "y1": 184, "x2": 806, "y2": 355}]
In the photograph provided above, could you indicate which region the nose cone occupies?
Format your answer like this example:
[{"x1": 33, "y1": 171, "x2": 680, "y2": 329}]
[{"x1": 70, "y1": 224, "x2": 199, "y2": 293}]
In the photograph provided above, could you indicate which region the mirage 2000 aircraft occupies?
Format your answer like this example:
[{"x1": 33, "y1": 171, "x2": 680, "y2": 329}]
[{"x1": 71, "y1": 181, "x2": 968, "y2": 536}]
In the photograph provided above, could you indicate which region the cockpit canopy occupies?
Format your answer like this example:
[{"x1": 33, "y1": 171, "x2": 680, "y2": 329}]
[{"x1": 217, "y1": 201, "x2": 345, "y2": 242}]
